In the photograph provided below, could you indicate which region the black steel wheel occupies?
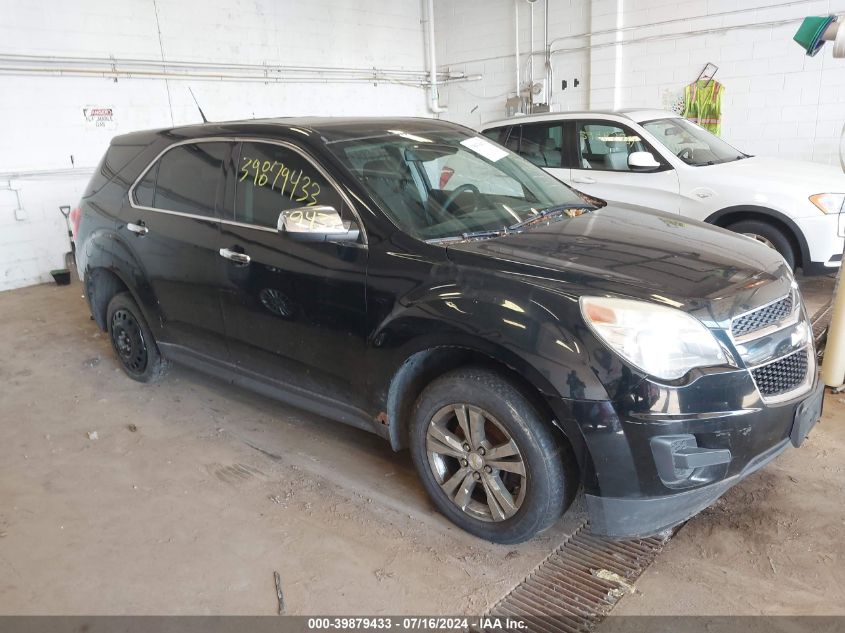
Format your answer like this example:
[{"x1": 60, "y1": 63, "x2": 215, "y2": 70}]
[
  {"x1": 106, "y1": 292, "x2": 169, "y2": 383},
  {"x1": 410, "y1": 367, "x2": 577, "y2": 544}
]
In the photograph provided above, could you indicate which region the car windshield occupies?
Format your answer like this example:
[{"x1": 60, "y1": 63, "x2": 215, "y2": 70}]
[
  {"x1": 641, "y1": 117, "x2": 746, "y2": 166},
  {"x1": 325, "y1": 128, "x2": 590, "y2": 241}
]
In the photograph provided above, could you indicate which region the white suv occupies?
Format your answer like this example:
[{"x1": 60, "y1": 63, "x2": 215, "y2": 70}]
[{"x1": 481, "y1": 109, "x2": 845, "y2": 274}]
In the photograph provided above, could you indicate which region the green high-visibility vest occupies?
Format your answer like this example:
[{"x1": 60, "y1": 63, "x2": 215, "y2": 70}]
[{"x1": 683, "y1": 80, "x2": 724, "y2": 135}]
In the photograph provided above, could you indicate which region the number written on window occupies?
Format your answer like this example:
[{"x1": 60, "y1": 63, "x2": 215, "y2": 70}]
[{"x1": 239, "y1": 156, "x2": 321, "y2": 207}]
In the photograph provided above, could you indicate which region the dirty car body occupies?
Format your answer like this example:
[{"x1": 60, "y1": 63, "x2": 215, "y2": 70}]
[{"x1": 74, "y1": 117, "x2": 823, "y2": 542}]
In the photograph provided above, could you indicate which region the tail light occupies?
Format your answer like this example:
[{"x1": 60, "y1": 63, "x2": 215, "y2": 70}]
[
  {"x1": 439, "y1": 166, "x2": 455, "y2": 190},
  {"x1": 69, "y1": 206, "x2": 81, "y2": 240}
]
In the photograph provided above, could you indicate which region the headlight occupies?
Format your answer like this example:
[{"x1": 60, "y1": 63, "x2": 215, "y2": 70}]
[
  {"x1": 809, "y1": 193, "x2": 845, "y2": 214},
  {"x1": 580, "y1": 296, "x2": 727, "y2": 380}
]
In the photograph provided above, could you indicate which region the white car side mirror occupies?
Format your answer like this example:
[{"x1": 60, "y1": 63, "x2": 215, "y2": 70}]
[{"x1": 628, "y1": 151, "x2": 661, "y2": 172}]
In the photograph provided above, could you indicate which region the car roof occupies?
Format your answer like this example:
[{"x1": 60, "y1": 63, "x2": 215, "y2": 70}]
[
  {"x1": 481, "y1": 109, "x2": 680, "y2": 130},
  {"x1": 111, "y1": 116, "x2": 474, "y2": 147}
]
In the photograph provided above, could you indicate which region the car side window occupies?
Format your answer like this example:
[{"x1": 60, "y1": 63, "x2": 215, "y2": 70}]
[
  {"x1": 234, "y1": 141, "x2": 346, "y2": 229},
  {"x1": 482, "y1": 126, "x2": 510, "y2": 146},
  {"x1": 146, "y1": 142, "x2": 230, "y2": 216},
  {"x1": 134, "y1": 161, "x2": 158, "y2": 207},
  {"x1": 516, "y1": 122, "x2": 565, "y2": 168},
  {"x1": 576, "y1": 122, "x2": 648, "y2": 172}
]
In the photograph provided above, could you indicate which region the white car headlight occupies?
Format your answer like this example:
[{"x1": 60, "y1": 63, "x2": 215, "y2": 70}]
[
  {"x1": 580, "y1": 296, "x2": 728, "y2": 380},
  {"x1": 809, "y1": 193, "x2": 845, "y2": 214}
]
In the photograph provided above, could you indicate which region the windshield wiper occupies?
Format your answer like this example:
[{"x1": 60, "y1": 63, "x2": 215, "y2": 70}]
[
  {"x1": 425, "y1": 228, "x2": 513, "y2": 245},
  {"x1": 508, "y1": 203, "x2": 595, "y2": 230}
]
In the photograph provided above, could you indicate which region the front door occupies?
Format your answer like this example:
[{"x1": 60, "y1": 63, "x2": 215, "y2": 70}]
[
  {"x1": 121, "y1": 140, "x2": 233, "y2": 359},
  {"x1": 569, "y1": 120, "x2": 680, "y2": 215},
  {"x1": 216, "y1": 139, "x2": 371, "y2": 417}
]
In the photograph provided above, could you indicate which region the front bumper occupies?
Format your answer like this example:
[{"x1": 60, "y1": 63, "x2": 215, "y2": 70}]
[
  {"x1": 559, "y1": 372, "x2": 824, "y2": 539},
  {"x1": 586, "y1": 437, "x2": 788, "y2": 538}
]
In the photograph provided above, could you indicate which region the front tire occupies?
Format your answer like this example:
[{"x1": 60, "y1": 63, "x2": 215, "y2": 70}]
[
  {"x1": 725, "y1": 219, "x2": 796, "y2": 269},
  {"x1": 106, "y1": 292, "x2": 169, "y2": 383},
  {"x1": 410, "y1": 367, "x2": 577, "y2": 544}
]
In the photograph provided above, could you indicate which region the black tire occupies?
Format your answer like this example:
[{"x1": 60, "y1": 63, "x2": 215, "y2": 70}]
[
  {"x1": 409, "y1": 367, "x2": 577, "y2": 544},
  {"x1": 106, "y1": 292, "x2": 169, "y2": 383},
  {"x1": 724, "y1": 219, "x2": 796, "y2": 269}
]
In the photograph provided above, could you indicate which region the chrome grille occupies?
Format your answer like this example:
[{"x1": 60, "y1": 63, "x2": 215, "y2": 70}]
[
  {"x1": 732, "y1": 293, "x2": 794, "y2": 338},
  {"x1": 751, "y1": 349, "x2": 809, "y2": 397}
]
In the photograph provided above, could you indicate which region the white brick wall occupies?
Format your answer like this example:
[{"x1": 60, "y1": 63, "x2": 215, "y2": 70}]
[{"x1": 0, "y1": 0, "x2": 429, "y2": 291}]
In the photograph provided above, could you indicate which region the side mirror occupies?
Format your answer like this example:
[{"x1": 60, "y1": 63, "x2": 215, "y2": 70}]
[
  {"x1": 277, "y1": 205, "x2": 360, "y2": 243},
  {"x1": 628, "y1": 151, "x2": 661, "y2": 172}
]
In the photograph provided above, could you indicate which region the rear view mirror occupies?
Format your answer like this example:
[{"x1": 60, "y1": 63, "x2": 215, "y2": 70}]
[
  {"x1": 628, "y1": 151, "x2": 661, "y2": 172},
  {"x1": 277, "y1": 205, "x2": 360, "y2": 243}
]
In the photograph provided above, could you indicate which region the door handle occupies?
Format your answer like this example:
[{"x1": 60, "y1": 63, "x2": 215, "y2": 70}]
[
  {"x1": 571, "y1": 176, "x2": 596, "y2": 184},
  {"x1": 126, "y1": 222, "x2": 148, "y2": 236},
  {"x1": 219, "y1": 248, "x2": 251, "y2": 265}
]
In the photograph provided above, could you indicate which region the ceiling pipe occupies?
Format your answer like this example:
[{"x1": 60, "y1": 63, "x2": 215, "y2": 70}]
[{"x1": 424, "y1": 0, "x2": 446, "y2": 113}]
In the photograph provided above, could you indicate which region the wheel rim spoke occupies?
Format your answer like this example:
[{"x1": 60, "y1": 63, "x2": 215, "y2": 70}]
[
  {"x1": 482, "y1": 471, "x2": 517, "y2": 519},
  {"x1": 428, "y1": 423, "x2": 465, "y2": 455},
  {"x1": 441, "y1": 466, "x2": 471, "y2": 496},
  {"x1": 468, "y1": 408, "x2": 486, "y2": 447},
  {"x1": 454, "y1": 405, "x2": 472, "y2": 445},
  {"x1": 426, "y1": 434, "x2": 465, "y2": 460},
  {"x1": 485, "y1": 439, "x2": 519, "y2": 460},
  {"x1": 487, "y1": 458, "x2": 526, "y2": 476},
  {"x1": 452, "y1": 472, "x2": 477, "y2": 510}
]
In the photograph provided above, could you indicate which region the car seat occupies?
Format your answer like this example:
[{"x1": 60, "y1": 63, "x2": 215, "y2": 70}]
[
  {"x1": 603, "y1": 134, "x2": 630, "y2": 171},
  {"x1": 539, "y1": 138, "x2": 562, "y2": 168}
]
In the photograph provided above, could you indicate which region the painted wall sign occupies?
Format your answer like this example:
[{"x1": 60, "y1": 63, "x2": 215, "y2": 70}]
[{"x1": 83, "y1": 106, "x2": 116, "y2": 130}]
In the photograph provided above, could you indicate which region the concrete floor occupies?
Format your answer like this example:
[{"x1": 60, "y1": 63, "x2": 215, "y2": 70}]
[{"x1": 0, "y1": 273, "x2": 840, "y2": 615}]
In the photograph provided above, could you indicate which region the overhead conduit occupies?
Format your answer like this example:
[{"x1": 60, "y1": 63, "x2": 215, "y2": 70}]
[{"x1": 0, "y1": 52, "x2": 479, "y2": 87}]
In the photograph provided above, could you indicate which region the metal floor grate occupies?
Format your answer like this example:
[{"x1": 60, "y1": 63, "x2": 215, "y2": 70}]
[{"x1": 482, "y1": 522, "x2": 669, "y2": 633}]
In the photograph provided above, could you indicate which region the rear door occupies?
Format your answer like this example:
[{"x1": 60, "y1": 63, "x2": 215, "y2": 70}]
[
  {"x1": 569, "y1": 119, "x2": 680, "y2": 214},
  {"x1": 124, "y1": 140, "x2": 233, "y2": 359},
  {"x1": 513, "y1": 121, "x2": 571, "y2": 184},
  {"x1": 216, "y1": 139, "x2": 371, "y2": 415}
]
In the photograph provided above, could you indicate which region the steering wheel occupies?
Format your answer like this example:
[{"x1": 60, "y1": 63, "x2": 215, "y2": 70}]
[
  {"x1": 442, "y1": 183, "x2": 480, "y2": 213},
  {"x1": 676, "y1": 147, "x2": 694, "y2": 162}
]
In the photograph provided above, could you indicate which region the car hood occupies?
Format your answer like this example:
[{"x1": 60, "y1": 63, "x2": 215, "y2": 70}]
[
  {"x1": 702, "y1": 156, "x2": 845, "y2": 192},
  {"x1": 445, "y1": 207, "x2": 792, "y2": 325}
]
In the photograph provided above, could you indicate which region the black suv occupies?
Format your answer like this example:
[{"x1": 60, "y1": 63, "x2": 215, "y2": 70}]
[{"x1": 74, "y1": 117, "x2": 823, "y2": 543}]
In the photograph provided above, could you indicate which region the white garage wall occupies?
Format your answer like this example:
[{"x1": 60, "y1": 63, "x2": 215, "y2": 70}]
[
  {"x1": 0, "y1": 0, "x2": 429, "y2": 291},
  {"x1": 433, "y1": 0, "x2": 591, "y2": 130},
  {"x1": 436, "y1": 0, "x2": 845, "y2": 167}
]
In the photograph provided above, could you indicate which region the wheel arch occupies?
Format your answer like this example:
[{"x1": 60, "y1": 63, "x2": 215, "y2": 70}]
[
  {"x1": 705, "y1": 205, "x2": 809, "y2": 269},
  {"x1": 385, "y1": 345, "x2": 589, "y2": 475},
  {"x1": 85, "y1": 267, "x2": 132, "y2": 331}
]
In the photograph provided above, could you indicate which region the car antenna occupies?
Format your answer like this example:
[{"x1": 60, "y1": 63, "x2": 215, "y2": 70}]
[{"x1": 188, "y1": 87, "x2": 209, "y2": 123}]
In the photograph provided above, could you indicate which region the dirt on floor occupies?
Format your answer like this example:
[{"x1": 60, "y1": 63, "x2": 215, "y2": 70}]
[
  {"x1": 0, "y1": 275, "x2": 842, "y2": 616},
  {"x1": 0, "y1": 279, "x2": 587, "y2": 615}
]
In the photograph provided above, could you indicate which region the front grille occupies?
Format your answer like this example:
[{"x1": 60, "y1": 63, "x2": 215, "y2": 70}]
[
  {"x1": 751, "y1": 349, "x2": 808, "y2": 397},
  {"x1": 732, "y1": 293, "x2": 794, "y2": 338}
]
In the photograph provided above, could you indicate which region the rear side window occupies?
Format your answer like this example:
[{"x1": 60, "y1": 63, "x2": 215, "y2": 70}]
[
  {"x1": 234, "y1": 141, "x2": 346, "y2": 229},
  {"x1": 515, "y1": 122, "x2": 565, "y2": 168},
  {"x1": 134, "y1": 161, "x2": 158, "y2": 207},
  {"x1": 136, "y1": 142, "x2": 230, "y2": 217}
]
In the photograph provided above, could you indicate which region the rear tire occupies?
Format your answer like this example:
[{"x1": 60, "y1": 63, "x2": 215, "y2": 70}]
[
  {"x1": 106, "y1": 292, "x2": 169, "y2": 383},
  {"x1": 409, "y1": 367, "x2": 577, "y2": 544},
  {"x1": 725, "y1": 219, "x2": 796, "y2": 269}
]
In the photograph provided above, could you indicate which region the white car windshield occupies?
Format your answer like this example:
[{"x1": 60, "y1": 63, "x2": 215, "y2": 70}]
[
  {"x1": 642, "y1": 117, "x2": 747, "y2": 166},
  {"x1": 326, "y1": 129, "x2": 592, "y2": 242}
]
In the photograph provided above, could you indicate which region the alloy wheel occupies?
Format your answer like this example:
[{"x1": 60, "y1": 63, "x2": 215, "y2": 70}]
[
  {"x1": 110, "y1": 309, "x2": 148, "y2": 374},
  {"x1": 425, "y1": 404, "x2": 527, "y2": 522},
  {"x1": 742, "y1": 232, "x2": 776, "y2": 250}
]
